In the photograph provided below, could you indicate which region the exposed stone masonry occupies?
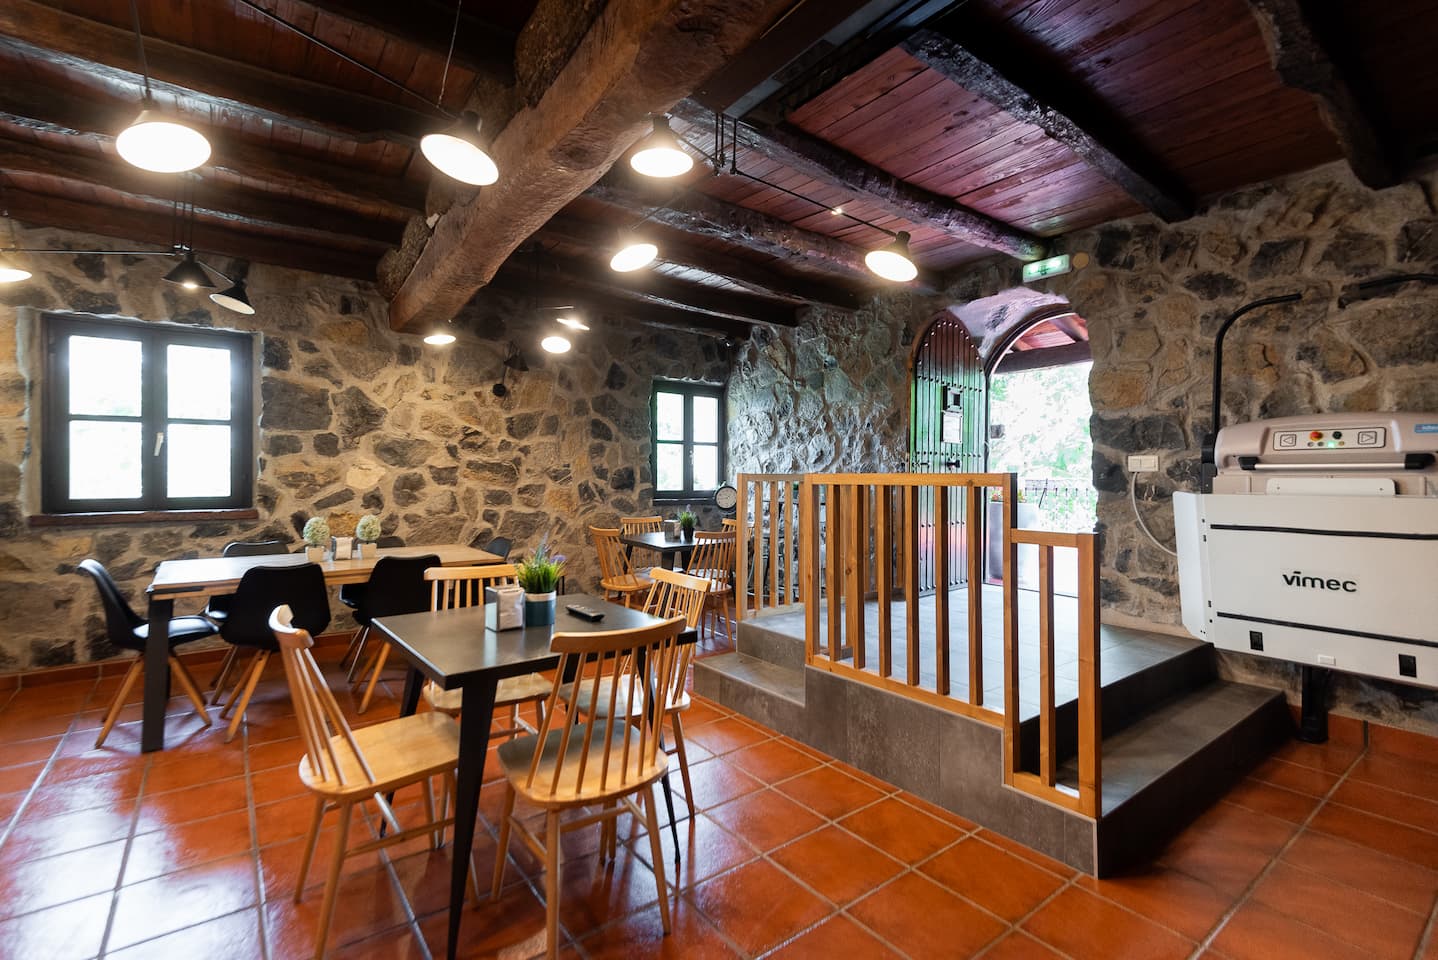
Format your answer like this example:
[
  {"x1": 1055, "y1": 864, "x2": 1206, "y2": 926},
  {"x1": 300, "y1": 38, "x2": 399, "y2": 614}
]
[{"x1": 0, "y1": 222, "x2": 725, "y2": 672}]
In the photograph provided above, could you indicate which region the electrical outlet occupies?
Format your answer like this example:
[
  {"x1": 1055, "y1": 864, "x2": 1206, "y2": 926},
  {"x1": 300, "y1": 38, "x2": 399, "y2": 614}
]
[{"x1": 1127, "y1": 454, "x2": 1159, "y2": 473}]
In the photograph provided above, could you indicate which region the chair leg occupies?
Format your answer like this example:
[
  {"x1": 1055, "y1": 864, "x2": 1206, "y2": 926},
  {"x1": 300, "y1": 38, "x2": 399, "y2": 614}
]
[
  {"x1": 340, "y1": 625, "x2": 367, "y2": 670},
  {"x1": 208, "y1": 646, "x2": 238, "y2": 702},
  {"x1": 490, "y1": 786, "x2": 517, "y2": 901},
  {"x1": 422, "y1": 776, "x2": 439, "y2": 851},
  {"x1": 224, "y1": 651, "x2": 269, "y2": 744},
  {"x1": 169, "y1": 656, "x2": 212, "y2": 727},
  {"x1": 642, "y1": 786, "x2": 673, "y2": 934},
  {"x1": 344, "y1": 626, "x2": 371, "y2": 682},
  {"x1": 294, "y1": 796, "x2": 327, "y2": 901},
  {"x1": 670, "y1": 712, "x2": 695, "y2": 817},
  {"x1": 314, "y1": 801, "x2": 353, "y2": 960},
  {"x1": 357, "y1": 642, "x2": 391, "y2": 714},
  {"x1": 94, "y1": 658, "x2": 143, "y2": 749},
  {"x1": 544, "y1": 810, "x2": 561, "y2": 960},
  {"x1": 218, "y1": 651, "x2": 260, "y2": 719}
]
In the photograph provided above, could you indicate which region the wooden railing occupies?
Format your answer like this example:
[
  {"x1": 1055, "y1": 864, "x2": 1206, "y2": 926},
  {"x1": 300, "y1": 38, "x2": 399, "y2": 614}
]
[
  {"x1": 735, "y1": 473, "x2": 803, "y2": 620},
  {"x1": 1003, "y1": 529, "x2": 1102, "y2": 818},
  {"x1": 796, "y1": 471, "x2": 1103, "y2": 818}
]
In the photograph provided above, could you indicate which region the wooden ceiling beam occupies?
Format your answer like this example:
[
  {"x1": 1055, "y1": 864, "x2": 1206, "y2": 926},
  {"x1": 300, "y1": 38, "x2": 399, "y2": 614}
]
[
  {"x1": 386, "y1": 0, "x2": 798, "y2": 332},
  {"x1": 584, "y1": 176, "x2": 943, "y2": 295},
  {"x1": 0, "y1": 137, "x2": 402, "y2": 246},
  {"x1": 1247, "y1": 0, "x2": 1396, "y2": 189},
  {"x1": 1, "y1": 186, "x2": 378, "y2": 280},
  {"x1": 0, "y1": 1, "x2": 436, "y2": 146},
  {"x1": 900, "y1": 28, "x2": 1194, "y2": 223},
  {"x1": 670, "y1": 99, "x2": 1048, "y2": 261},
  {"x1": 283, "y1": 0, "x2": 516, "y2": 81},
  {"x1": 0, "y1": 78, "x2": 425, "y2": 220},
  {"x1": 539, "y1": 212, "x2": 868, "y2": 310}
]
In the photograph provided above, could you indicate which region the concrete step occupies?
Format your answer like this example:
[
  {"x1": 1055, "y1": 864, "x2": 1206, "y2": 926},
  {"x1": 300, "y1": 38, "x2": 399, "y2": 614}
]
[
  {"x1": 692, "y1": 652, "x2": 806, "y2": 740},
  {"x1": 1061, "y1": 680, "x2": 1290, "y2": 874},
  {"x1": 733, "y1": 608, "x2": 808, "y2": 670}
]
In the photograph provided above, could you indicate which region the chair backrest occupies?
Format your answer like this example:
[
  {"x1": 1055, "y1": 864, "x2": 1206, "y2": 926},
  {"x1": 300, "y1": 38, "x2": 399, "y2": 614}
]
[
  {"x1": 376, "y1": 535, "x2": 406, "y2": 548},
  {"x1": 222, "y1": 539, "x2": 290, "y2": 558},
  {"x1": 720, "y1": 518, "x2": 738, "y2": 531},
  {"x1": 590, "y1": 527, "x2": 636, "y2": 583},
  {"x1": 78, "y1": 558, "x2": 143, "y2": 650},
  {"x1": 620, "y1": 516, "x2": 663, "y2": 535},
  {"x1": 356, "y1": 554, "x2": 440, "y2": 622},
  {"x1": 270, "y1": 605, "x2": 375, "y2": 789},
  {"x1": 688, "y1": 531, "x2": 736, "y2": 591},
  {"x1": 642, "y1": 568, "x2": 709, "y2": 630},
  {"x1": 425, "y1": 563, "x2": 518, "y2": 611},
  {"x1": 481, "y1": 537, "x2": 513, "y2": 561},
  {"x1": 222, "y1": 563, "x2": 332, "y2": 648},
  {"x1": 528, "y1": 616, "x2": 687, "y2": 801}
]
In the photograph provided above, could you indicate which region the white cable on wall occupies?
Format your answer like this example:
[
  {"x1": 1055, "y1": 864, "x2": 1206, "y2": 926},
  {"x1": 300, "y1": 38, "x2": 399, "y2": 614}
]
[{"x1": 1130, "y1": 471, "x2": 1178, "y2": 558}]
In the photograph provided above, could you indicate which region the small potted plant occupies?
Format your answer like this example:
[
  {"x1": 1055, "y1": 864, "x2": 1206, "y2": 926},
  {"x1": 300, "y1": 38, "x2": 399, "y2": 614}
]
[
  {"x1": 302, "y1": 516, "x2": 330, "y2": 563},
  {"x1": 515, "y1": 537, "x2": 565, "y2": 626},
  {"x1": 678, "y1": 510, "x2": 696, "y2": 540},
  {"x1": 355, "y1": 514, "x2": 382, "y2": 559}
]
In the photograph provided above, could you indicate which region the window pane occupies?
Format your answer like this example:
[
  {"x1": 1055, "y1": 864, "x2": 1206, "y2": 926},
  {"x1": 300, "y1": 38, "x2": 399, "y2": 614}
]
[
  {"x1": 168, "y1": 344, "x2": 232, "y2": 420},
  {"x1": 70, "y1": 336, "x2": 141, "y2": 416},
  {"x1": 693, "y1": 395, "x2": 718, "y2": 443},
  {"x1": 656, "y1": 442, "x2": 684, "y2": 490},
  {"x1": 70, "y1": 421, "x2": 142, "y2": 500},
  {"x1": 167, "y1": 424, "x2": 232, "y2": 498},
  {"x1": 655, "y1": 392, "x2": 684, "y2": 441},
  {"x1": 693, "y1": 444, "x2": 718, "y2": 491}
]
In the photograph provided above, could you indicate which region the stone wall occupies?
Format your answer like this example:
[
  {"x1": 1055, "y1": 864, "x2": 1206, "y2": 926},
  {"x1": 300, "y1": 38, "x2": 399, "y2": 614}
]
[{"x1": 0, "y1": 222, "x2": 727, "y2": 672}]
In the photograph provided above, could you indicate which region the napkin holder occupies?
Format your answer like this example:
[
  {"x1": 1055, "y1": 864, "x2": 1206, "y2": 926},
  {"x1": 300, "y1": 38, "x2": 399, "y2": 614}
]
[
  {"x1": 663, "y1": 519, "x2": 681, "y2": 542},
  {"x1": 485, "y1": 584, "x2": 525, "y2": 631}
]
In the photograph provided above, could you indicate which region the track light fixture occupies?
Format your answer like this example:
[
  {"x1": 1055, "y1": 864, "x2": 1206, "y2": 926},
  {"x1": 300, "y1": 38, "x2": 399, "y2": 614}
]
[
  {"x1": 629, "y1": 115, "x2": 693, "y2": 178},
  {"x1": 420, "y1": 110, "x2": 499, "y2": 186},
  {"x1": 210, "y1": 278, "x2": 254, "y2": 314},
  {"x1": 163, "y1": 251, "x2": 215, "y2": 290},
  {"x1": 610, "y1": 234, "x2": 657, "y2": 273},
  {"x1": 865, "y1": 230, "x2": 918, "y2": 282}
]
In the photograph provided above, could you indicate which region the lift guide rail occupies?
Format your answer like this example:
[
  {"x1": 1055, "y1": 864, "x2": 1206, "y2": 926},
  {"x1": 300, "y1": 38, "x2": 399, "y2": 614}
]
[{"x1": 1175, "y1": 412, "x2": 1438, "y2": 689}]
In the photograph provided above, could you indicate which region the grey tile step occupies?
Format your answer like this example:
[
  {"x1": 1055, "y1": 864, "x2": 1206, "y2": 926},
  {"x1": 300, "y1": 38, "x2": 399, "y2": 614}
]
[
  {"x1": 736, "y1": 617, "x2": 807, "y2": 671},
  {"x1": 692, "y1": 652, "x2": 806, "y2": 739},
  {"x1": 694, "y1": 652, "x2": 806, "y2": 705}
]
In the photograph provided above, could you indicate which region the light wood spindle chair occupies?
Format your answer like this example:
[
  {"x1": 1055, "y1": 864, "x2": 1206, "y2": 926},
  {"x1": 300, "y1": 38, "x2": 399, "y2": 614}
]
[
  {"x1": 419, "y1": 564, "x2": 553, "y2": 739},
  {"x1": 686, "y1": 531, "x2": 736, "y2": 642},
  {"x1": 720, "y1": 518, "x2": 738, "y2": 532},
  {"x1": 591, "y1": 526, "x2": 651, "y2": 608},
  {"x1": 267, "y1": 604, "x2": 471, "y2": 959},
  {"x1": 490, "y1": 615, "x2": 688, "y2": 959},
  {"x1": 620, "y1": 514, "x2": 664, "y2": 572}
]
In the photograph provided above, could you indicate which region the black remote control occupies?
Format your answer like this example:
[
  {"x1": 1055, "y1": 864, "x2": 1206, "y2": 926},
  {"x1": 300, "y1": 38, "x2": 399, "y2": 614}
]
[{"x1": 566, "y1": 604, "x2": 605, "y2": 622}]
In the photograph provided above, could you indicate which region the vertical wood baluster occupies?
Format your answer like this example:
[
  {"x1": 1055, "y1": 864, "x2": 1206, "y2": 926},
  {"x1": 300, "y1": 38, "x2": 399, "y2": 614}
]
[
  {"x1": 1077, "y1": 536, "x2": 1102, "y2": 817},
  {"x1": 876, "y1": 485, "x2": 893, "y2": 679},
  {"x1": 737, "y1": 478, "x2": 750, "y2": 621},
  {"x1": 966, "y1": 484, "x2": 984, "y2": 708},
  {"x1": 904, "y1": 485, "x2": 920, "y2": 686},
  {"x1": 847, "y1": 484, "x2": 866, "y2": 671},
  {"x1": 752, "y1": 482, "x2": 764, "y2": 613},
  {"x1": 802, "y1": 479, "x2": 818, "y2": 662},
  {"x1": 934, "y1": 485, "x2": 950, "y2": 697},
  {"x1": 826, "y1": 485, "x2": 842, "y2": 661},
  {"x1": 1038, "y1": 544, "x2": 1056, "y2": 788},
  {"x1": 769, "y1": 481, "x2": 779, "y2": 609},
  {"x1": 1001, "y1": 476, "x2": 1021, "y2": 780}
]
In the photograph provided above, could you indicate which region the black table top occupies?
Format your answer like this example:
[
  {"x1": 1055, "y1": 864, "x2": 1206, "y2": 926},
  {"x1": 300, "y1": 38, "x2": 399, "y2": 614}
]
[
  {"x1": 371, "y1": 594, "x2": 677, "y2": 691},
  {"x1": 619, "y1": 530, "x2": 701, "y2": 552}
]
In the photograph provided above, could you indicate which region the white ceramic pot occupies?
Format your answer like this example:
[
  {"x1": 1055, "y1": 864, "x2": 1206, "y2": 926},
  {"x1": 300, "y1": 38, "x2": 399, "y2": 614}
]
[{"x1": 304, "y1": 545, "x2": 325, "y2": 563}]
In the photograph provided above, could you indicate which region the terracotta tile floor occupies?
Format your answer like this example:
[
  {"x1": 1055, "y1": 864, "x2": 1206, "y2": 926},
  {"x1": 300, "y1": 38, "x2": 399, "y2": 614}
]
[{"x1": 2, "y1": 650, "x2": 1437, "y2": 959}]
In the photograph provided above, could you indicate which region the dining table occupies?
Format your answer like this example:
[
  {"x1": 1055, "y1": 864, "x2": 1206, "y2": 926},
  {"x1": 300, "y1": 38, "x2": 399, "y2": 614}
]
[
  {"x1": 619, "y1": 529, "x2": 700, "y2": 570},
  {"x1": 372, "y1": 595, "x2": 694, "y2": 960},
  {"x1": 142, "y1": 543, "x2": 500, "y2": 752}
]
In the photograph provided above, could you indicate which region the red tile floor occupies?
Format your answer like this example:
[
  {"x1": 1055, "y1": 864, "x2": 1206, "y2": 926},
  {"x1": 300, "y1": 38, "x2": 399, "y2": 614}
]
[{"x1": 1, "y1": 647, "x2": 1437, "y2": 959}]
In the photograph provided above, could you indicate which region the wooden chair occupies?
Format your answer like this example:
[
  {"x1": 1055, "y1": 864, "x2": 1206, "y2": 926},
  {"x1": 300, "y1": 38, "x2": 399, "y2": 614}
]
[
  {"x1": 268, "y1": 604, "x2": 470, "y2": 959},
  {"x1": 591, "y1": 526, "x2": 651, "y2": 608},
  {"x1": 420, "y1": 564, "x2": 552, "y2": 740},
  {"x1": 490, "y1": 615, "x2": 688, "y2": 958},
  {"x1": 720, "y1": 518, "x2": 738, "y2": 532},
  {"x1": 620, "y1": 514, "x2": 664, "y2": 574},
  {"x1": 687, "y1": 531, "x2": 736, "y2": 642}
]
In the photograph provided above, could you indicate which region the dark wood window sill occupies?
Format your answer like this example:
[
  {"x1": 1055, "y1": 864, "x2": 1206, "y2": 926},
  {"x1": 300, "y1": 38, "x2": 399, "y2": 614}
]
[{"x1": 29, "y1": 508, "x2": 260, "y2": 528}]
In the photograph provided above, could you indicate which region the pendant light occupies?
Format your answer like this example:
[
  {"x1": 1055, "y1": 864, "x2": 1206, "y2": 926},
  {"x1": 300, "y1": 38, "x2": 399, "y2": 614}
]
[
  {"x1": 423, "y1": 322, "x2": 456, "y2": 345},
  {"x1": 630, "y1": 115, "x2": 693, "y2": 178},
  {"x1": 0, "y1": 253, "x2": 30, "y2": 284},
  {"x1": 117, "y1": 1, "x2": 210, "y2": 173},
  {"x1": 556, "y1": 315, "x2": 589, "y2": 331},
  {"x1": 210, "y1": 278, "x2": 254, "y2": 314},
  {"x1": 610, "y1": 234, "x2": 657, "y2": 272},
  {"x1": 164, "y1": 251, "x2": 215, "y2": 290},
  {"x1": 540, "y1": 335, "x2": 571, "y2": 354},
  {"x1": 865, "y1": 230, "x2": 918, "y2": 282},
  {"x1": 421, "y1": 110, "x2": 499, "y2": 186}
]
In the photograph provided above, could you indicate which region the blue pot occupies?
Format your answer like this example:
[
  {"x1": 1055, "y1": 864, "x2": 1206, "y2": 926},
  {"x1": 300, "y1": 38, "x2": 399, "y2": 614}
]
[{"x1": 524, "y1": 591, "x2": 557, "y2": 626}]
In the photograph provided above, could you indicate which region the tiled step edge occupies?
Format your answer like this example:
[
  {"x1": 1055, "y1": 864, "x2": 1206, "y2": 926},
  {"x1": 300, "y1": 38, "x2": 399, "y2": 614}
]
[{"x1": 693, "y1": 652, "x2": 806, "y2": 740}]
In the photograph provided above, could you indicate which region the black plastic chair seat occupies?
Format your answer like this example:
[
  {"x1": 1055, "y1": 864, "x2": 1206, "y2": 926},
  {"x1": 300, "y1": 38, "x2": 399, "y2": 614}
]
[{"x1": 133, "y1": 616, "x2": 224, "y2": 648}]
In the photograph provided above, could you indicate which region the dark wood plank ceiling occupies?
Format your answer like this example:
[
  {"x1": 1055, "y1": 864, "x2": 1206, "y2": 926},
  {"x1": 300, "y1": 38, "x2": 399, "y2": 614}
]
[{"x1": 0, "y1": 0, "x2": 1433, "y2": 333}]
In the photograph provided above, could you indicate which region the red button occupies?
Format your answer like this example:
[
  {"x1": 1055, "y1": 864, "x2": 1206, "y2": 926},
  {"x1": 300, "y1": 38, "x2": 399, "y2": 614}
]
[{"x1": 1310, "y1": 431, "x2": 1323, "y2": 441}]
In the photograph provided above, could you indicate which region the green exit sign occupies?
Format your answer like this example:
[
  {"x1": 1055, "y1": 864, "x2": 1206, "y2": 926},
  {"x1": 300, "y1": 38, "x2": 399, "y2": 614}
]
[{"x1": 1022, "y1": 254, "x2": 1071, "y2": 283}]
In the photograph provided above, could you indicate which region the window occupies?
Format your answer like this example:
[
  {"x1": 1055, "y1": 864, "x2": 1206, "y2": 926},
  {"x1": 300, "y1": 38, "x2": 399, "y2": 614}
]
[
  {"x1": 42, "y1": 314, "x2": 254, "y2": 514},
  {"x1": 651, "y1": 380, "x2": 726, "y2": 501}
]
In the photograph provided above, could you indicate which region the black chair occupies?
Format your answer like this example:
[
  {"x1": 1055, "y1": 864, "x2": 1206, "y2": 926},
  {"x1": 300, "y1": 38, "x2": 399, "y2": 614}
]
[
  {"x1": 78, "y1": 559, "x2": 217, "y2": 748},
  {"x1": 339, "y1": 535, "x2": 407, "y2": 675},
  {"x1": 482, "y1": 536, "x2": 513, "y2": 561},
  {"x1": 216, "y1": 563, "x2": 332, "y2": 743},
  {"x1": 352, "y1": 554, "x2": 441, "y2": 713},
  {"x1": 205, "y1": 539, "x2": 289, "y2": 700}
]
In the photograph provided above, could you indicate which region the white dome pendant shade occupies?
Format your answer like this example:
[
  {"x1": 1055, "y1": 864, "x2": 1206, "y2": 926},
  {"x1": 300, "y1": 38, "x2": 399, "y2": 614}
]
[
  {"x1": 421, "y1": 111, "x2": 499, "y2": 186},
  {"x1": 610, "y1": 235, "x2": 657, "y2": 272},
  {"x1": 865, "y1": 230, "x2": 918, "y2": 282},
  {"x1": 0, "y1": 253, "x2": 31, "y2": 284},
  {"x1": 116, "y1": 100, "x2": 211, "y2": 173},
  {"x1": 540, "y1": 335, "x2": 571, "y2": 354},
  {"x1": 629, "y1": 116, "x2": 693, "y2": 178}
]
